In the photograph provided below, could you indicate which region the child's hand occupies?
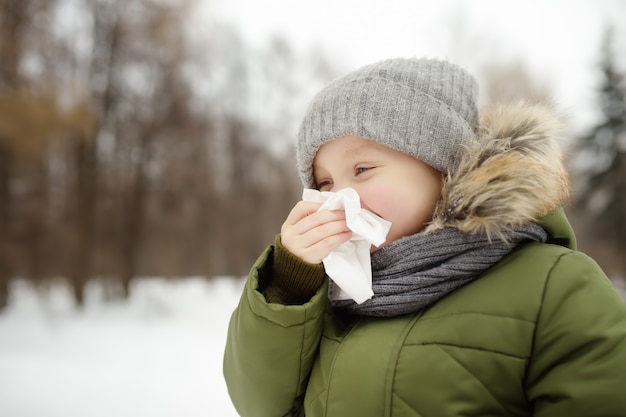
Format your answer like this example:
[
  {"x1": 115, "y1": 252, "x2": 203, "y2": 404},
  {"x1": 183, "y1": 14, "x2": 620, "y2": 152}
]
[{"x1": 281, "y1": 201, "x2": 352, "y2": 264}]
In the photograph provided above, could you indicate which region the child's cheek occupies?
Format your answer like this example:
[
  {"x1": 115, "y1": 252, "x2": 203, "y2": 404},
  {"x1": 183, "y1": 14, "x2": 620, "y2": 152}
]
[{"x1": 359, "y1": 186, "x2": 396, "y2": 221}]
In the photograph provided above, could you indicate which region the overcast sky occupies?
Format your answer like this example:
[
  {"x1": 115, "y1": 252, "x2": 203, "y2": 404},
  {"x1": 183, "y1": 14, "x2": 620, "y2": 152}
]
[{"x1": 195, "y1": 0, "x2": 626, "y2": 132}]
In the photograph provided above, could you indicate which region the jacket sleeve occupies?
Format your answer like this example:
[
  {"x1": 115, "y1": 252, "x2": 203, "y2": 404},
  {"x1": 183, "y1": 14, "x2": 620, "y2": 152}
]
[
  {"x1": 223, "y1": 245, "x2": 328, "y2": 417},
  {"x1": 525, "y1": 250, "x2": 626, "y2": 416}
]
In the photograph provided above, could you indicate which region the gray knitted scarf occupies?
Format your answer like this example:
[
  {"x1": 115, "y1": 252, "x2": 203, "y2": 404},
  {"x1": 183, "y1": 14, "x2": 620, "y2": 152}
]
[{"x1": 329, "y1": 223, "x2": 547, "y2": 317}]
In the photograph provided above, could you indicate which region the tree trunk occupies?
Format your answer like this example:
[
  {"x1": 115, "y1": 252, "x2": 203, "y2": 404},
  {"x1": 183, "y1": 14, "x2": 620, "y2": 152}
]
[
  {"x1": 70, "y1": 136, "x2": 97, "y2": 306},
  {"x1": 0, "y1": 143, "x2": 12, "y2": 309},
  {"x1": 119, "y1": 166, "x2": 146, "y2": 299},
  {"x1": 118, "y1": 132, "x2": 150, "y2": 299}
]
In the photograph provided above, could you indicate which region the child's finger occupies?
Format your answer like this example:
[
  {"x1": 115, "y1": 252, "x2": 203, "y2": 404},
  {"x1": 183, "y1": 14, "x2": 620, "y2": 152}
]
[
  {"x1": 282, "y1": 216, "x2": 351, "y2": 264},
  {"x1": 302, "y1": 230, "x2": 353, "y2": 263},
  {"x1": 283, "y1": 200, "x2": 323, "y2": 227},
  {"x1": 284, "y1": 209, "x2": 346, "y2": 235},
  {"x1": 298, "y1": 217, "x2": 351, "y2": 248}
]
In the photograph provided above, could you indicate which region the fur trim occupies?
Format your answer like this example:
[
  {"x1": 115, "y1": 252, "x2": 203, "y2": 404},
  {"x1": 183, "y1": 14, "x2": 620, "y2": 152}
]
[{"x1": 426, "y1": 102, "x2": 571, "y2": 240}]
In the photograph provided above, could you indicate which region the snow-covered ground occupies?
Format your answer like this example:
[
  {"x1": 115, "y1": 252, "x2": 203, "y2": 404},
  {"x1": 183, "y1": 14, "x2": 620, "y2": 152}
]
[
  {"x1": 0, "y1": 276, "x2": 244, "y2": 417},
  {"x1": 1, "y1": 275, "x2": 624, "y2": 417}
]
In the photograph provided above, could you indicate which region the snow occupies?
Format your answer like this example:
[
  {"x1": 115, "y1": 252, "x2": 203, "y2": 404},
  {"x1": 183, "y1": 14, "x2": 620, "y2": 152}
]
[
  {"x1": 1, "y1": 274, "x2": 624, "y2": 417},
  {"x1": 0, "y1": 277, "x2": 244, "y2": 417}
]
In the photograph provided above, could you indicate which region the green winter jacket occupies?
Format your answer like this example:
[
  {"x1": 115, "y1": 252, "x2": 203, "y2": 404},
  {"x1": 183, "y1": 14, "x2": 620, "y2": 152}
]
[{"x1": 223, "y1": 105, "x2": 626, "y2": 417}]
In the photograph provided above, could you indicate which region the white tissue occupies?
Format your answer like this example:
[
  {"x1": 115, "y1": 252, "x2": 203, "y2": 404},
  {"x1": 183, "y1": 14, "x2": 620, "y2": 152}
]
[{"x1": 302, "y1": 188, "x2": 392, "y2": 304}]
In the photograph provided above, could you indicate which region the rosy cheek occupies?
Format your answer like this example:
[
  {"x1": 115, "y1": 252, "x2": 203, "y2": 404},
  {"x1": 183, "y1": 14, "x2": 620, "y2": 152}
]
[{"x1": 358, "y1": 187, "x2": 396, "y2": 221}]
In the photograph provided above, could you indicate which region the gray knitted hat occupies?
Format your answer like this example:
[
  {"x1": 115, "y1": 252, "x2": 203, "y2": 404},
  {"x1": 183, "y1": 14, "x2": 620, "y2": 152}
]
[{"x1": 296, "y1": 57, "x2": 480, "y2": 188}]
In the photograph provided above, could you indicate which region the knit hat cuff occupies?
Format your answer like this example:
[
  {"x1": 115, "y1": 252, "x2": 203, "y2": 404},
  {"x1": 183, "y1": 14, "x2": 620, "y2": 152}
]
[{"x1": 297, "y1": 78, "x2": 476, "y2": 188}]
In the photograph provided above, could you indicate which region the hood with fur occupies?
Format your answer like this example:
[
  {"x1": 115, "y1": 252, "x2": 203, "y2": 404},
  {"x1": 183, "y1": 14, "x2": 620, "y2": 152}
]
[{"x1": 426, "y1": 102, "x2": 571, "y2": 241}]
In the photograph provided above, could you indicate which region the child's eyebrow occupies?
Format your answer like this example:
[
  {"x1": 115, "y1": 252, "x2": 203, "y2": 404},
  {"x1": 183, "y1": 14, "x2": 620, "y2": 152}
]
[{"x1": 341, "y1": 144, "x2": 373, "y2": 158}]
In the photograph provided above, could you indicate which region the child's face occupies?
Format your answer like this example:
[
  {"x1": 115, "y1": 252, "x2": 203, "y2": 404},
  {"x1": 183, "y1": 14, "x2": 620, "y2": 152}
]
[{"x1": 313, "y1": 136, "x2": 443, "y2": 249}]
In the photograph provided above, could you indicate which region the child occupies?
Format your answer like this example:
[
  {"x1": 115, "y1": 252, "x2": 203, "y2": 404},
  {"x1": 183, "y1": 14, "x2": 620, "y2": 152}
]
[{"x1": 223, "y1": 57, "x2": 626, "y2": 417}]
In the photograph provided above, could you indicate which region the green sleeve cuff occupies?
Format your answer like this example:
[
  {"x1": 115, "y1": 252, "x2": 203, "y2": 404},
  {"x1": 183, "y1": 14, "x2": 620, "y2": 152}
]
[{"x1": 263, "y1": 234, "x2": 326, "y2": 305}]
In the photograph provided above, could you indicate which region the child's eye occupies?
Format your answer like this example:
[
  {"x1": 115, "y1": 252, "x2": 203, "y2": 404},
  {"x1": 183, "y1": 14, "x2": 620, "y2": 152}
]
[
  {"x1": 316, "y1": 180, "x2": 332, "y2": 191},
  {"x1": 355, "y1": 166, "x2": 373, "y2": 176}
]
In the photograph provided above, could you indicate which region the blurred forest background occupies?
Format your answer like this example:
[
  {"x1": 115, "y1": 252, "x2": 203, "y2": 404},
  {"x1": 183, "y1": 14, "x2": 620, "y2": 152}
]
[{"x1": 0, "y1": 0, "x2": 624, "y2": 310}]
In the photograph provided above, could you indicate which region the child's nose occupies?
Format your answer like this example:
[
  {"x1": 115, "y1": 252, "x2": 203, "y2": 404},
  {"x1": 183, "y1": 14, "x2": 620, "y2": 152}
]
[{"x1": 330, "y1": 182, "x2": 353, "y2": 193}]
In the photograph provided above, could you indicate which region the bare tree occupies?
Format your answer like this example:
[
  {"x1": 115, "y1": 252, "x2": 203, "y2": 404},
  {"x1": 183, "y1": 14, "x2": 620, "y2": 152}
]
[
  {"x1": 0, "y1": 0, "x2": 73, "y2": 307},
  {"x1": 571, "y1": 27, "x2": 626, "y2": 282},
  {"x1": 0, "y1": 0, "x2": 340, "y2": 308}
]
